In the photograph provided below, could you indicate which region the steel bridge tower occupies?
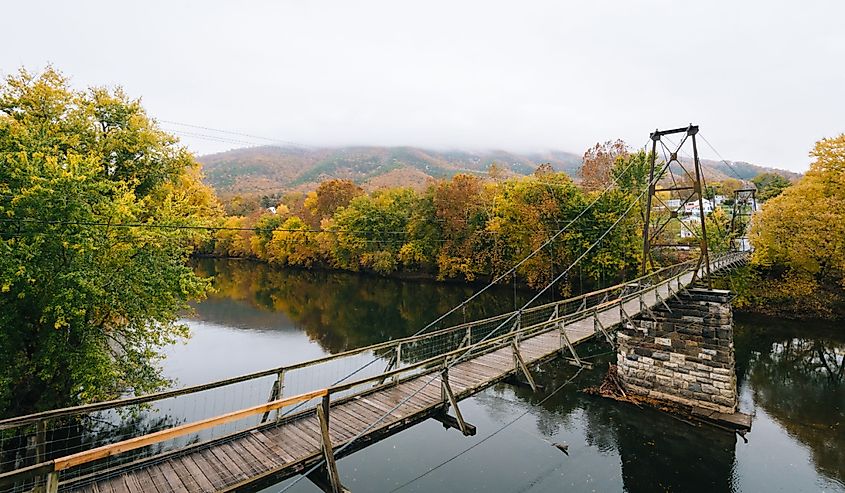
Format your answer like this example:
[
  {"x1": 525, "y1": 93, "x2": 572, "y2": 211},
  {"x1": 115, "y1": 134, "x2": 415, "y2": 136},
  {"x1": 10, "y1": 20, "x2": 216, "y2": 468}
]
[
  {"x1": 730, "y1": 187, "x2": 757, "y2": 251},
  {"x1": 641, "y1": 124, "x2": 712, "y2": 288}
]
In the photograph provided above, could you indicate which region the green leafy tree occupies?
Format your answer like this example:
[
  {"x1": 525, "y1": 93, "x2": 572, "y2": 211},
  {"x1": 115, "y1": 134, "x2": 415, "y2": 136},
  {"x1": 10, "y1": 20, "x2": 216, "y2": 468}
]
[
  {"x1": 0, "y1": 68, "x2": 218, "y2": 416},
  {"x1": 331, "y1": 189, "x2": 418, "y2": 274},
  {"x1": 751, "y1": 172, "x2": 791, "y2": 202}
]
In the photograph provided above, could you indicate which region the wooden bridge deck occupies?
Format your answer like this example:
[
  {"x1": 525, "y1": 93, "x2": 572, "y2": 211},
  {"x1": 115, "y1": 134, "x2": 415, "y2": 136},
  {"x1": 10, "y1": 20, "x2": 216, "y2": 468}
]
[
  {"x1": 69, "y1": 328, "x2": 594, "y2": 493},
  {"x1": 63, "y1": 265, "x2": 698, "y2": 493}
]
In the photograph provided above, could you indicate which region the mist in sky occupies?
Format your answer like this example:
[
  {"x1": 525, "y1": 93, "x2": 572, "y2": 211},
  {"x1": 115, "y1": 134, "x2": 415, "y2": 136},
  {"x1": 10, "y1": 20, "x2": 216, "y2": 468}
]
[{"x1": 2, "y1": 0, "x2": 843, "y2": 172}]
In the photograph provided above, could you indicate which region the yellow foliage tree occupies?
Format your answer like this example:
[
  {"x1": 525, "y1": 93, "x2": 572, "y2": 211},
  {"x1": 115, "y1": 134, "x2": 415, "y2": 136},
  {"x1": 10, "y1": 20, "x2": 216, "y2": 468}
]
[{"x1": 751, "y1": 134, "x2": 845, "y2": 289}]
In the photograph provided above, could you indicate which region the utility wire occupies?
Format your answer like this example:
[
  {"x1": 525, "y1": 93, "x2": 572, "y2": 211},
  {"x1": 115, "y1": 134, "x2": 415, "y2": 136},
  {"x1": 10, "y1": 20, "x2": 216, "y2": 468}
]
[
  {"x1": 697, "y1": 133, "x2": 751, "y2": 184},
  {"x1": 0, "y1": 217, "x2": 640, "y2": 236},
  {"x1": 159, "y1": 120, "x2": 313, "y2": 149}
]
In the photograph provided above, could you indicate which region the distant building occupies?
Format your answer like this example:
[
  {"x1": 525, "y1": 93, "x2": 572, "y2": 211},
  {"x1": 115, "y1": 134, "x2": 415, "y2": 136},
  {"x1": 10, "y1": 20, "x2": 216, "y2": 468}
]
[
  {"x1": 267, "y1": 206, "x2": 277, "y2": 214},
  {"x1": 680, "y1": 217, "x2": 700, "y2": 238}
]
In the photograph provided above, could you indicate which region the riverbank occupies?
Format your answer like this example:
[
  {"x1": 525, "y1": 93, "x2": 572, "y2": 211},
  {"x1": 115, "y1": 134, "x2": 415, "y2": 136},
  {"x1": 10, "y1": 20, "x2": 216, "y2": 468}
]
[
  {"x1": 716, "y1": 265, "x2": 845, "y2": 321},
  {"x1": 192, "y1": 253, "x2": 627, "y2": 295}
]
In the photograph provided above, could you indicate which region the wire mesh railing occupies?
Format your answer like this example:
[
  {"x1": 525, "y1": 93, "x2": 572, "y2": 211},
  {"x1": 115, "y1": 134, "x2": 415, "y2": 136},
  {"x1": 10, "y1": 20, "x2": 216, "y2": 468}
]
[{"x1": 0, "y1": 251, "x2": 749, "y2": 492}]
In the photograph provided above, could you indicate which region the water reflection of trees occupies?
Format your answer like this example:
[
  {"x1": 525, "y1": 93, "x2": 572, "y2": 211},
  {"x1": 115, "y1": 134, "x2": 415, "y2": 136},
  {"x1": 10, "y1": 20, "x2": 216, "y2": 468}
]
[
  {"x1": 193, "y1": 259, "x2": 538, "y2": 353},
  {"x1": 734, "y1": 317, "x2": 845, "y2": 485}
]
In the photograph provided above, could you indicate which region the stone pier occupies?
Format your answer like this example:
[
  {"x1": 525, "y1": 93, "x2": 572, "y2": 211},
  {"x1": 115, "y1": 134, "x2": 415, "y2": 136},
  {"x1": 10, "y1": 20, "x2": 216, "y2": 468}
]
[{"x1": 616, "y1": 288, "x2": 738, "y2": 414}]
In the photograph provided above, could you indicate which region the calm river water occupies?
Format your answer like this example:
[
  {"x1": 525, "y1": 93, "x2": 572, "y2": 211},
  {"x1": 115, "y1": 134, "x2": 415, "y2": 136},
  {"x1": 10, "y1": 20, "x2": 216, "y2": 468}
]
[{"x1": 166, "y1": 259, "x2": 845, "y2": 493}]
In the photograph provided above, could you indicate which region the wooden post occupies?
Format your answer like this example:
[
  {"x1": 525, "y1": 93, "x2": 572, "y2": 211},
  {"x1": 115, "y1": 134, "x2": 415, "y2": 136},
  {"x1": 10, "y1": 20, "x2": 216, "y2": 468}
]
[
  {"x1": 593, "y1": 314, "x2": 613, "y2": 347},
  {"x1": 275, "y1": 370, "x2": 286, "y2": 422},
  {"x1": 262, "y1": 379, "x2": 280, "y2": 423},
  {"x1": 511, "y1": 340, "x2": 538, "y2": 392},
  {"x1": 392, "y1": 343, "x2": 402, "y2": 385},
  {"x1": 34, "y1": 419, "x2": 47, "y2": 492},
  {"x1": 315, "y1": 402, "x2": 343, "y2": 493},
  {"x1": 560, "y1": 322, "x2": 583, "y2": 367},
  {"x1": 655, "y1": 289, "x2": 672, "y2": 312},
  {"x1": 322, "y1": 394, "x2": 331, "y2": 430},
  {"x1": 440, "y1": 369, "x2": 470, "y2": 436},
  {"x1": 45, "y1": 471, "x2": 59, "y2": 493}
]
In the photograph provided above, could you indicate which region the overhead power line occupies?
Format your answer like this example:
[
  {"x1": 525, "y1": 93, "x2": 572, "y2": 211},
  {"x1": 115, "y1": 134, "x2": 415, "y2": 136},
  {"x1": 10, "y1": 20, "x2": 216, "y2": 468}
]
[{"x1": 159, "y1": 120, "x2": 313, "y2": 149}]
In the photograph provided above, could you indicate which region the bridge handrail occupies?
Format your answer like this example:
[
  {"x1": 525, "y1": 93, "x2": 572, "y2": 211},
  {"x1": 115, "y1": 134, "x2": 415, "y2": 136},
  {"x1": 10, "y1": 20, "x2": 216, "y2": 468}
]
[{"x1": 0, "y1": 389, "x2": 328, "y2": 487}]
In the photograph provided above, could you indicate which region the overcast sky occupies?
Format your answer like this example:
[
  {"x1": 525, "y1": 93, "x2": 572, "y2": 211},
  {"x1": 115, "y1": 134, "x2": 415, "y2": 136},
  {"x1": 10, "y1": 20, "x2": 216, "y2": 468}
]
[{"x1": 2, "y1": 1, "x2": 843, "y2": 172}]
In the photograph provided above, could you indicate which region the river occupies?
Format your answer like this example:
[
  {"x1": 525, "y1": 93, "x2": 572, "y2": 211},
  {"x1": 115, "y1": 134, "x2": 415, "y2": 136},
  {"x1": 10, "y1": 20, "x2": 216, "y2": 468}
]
[{"x1": 163, "y1": 259, "x2": 845, "y2": 493}]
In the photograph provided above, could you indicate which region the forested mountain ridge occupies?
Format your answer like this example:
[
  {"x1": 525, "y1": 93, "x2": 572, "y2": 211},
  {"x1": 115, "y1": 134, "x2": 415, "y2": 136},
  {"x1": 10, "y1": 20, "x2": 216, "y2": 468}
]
[{"x1": 197, "y1": 144, "x2": 799, "y2": 196}]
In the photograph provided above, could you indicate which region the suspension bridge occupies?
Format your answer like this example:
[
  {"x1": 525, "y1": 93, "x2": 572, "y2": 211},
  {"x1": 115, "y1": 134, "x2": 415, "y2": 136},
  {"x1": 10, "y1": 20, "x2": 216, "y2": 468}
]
[
  {"x1": 0, "y1": 251, "x2": 748, "y2": 493},
  {"x1": 0, "y1": 125, "x2": 755, "y2": 492}
]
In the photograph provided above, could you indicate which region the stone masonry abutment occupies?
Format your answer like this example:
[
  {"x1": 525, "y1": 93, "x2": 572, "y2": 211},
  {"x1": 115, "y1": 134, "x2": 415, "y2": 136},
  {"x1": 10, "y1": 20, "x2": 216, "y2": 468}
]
[{"x1": 616, "y1": 288, "x2": 738, "y2": 414}]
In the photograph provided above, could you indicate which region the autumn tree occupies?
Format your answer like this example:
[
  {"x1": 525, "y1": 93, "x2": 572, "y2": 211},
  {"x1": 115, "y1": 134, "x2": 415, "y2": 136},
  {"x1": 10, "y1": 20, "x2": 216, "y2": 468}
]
[
  {"x1": 305, "y1": 179, "x2": 364, "y2": 221},
  {"x1": 0, "y1": 68, "x2": 219, "y2": 415},
  {"x1": 751, "y1": 135, "x2": 845, "y2": 286},
  {"x1": 431, "y1": 174, "x2": 489, "y2": 280},
  {"x1": 580, "y1": 140, "x2": 628, "y2": 192}
]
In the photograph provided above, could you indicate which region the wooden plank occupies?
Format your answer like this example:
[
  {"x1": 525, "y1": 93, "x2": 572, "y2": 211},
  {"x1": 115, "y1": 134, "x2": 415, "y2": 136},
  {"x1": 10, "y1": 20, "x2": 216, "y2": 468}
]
[
  {"x1": 249, "y1": 430, "x2": 297, "y2": 463},
  {"x1": 240, "y1": 435, "x2": 282, "y2": 470},
  {"x1": 356, "y1": 396, "x2": 404, "y2": 420},
  {"x1": 281, "y1": 422, "x2": 321, "y2": 456},
  {"x1": 190, "y1": 449, "x2": 225, "y2": 489},
  {"x1": 173, "y1": 456, "x2": 215, "y2": 493},
  {"x1": 166, "y1": 462, "x2": 200, "y2": 493},
  {"x1": 376, "y1": 387, "x2": 430, "y2": 412},
  {"x1": 208, "y1": 445, "x2": 246, "y2": 484},
  {"x1": 54, "y1": 389, "x2": 328, "y2": 472},
  {"x1": 464, "y1": 357, "x2": 509, "y2": 376},
  {"x1": 82, "y1": 477, "x2": 112, "y2": 493},
  {"x1": 442, "y1": 370, "x2": 476, "y2": 390},
  {"x1": 450, "y1": 364, "x2": 495, "y2": 384},
  {"x1": 457, "y1": 361, "x2": 502, "y2": 378},
  {"x1": 264, "y1": 425, "x2": 312, "y2": 459},
  {"x1": 400, "y1": 381, "x2": 442, "y2": 406},
  {"x1": 122, "y1": 472, "x2": 146, "y2": 493},
  {"x1": 351, "y1": 399, "x2": 408, "y2": 430},
  {"x1": 322, "y1": 413, "x2": 360, "y2": 444},
  {"x1": 340, "y1": 398, "x2": 387, "y2": 421},
  {"x1": 292, "y1": 417, "x2": 324, "y2": 441},
  {"x1": 111, "y1": 475, "x2": 132, "y2": 493},
  {"x1": 157, "y1": 462, "x2": 187, "y2": 492},
  {"x1": 325, "y1": 407, "x2": 372, "y2": 435},
  {"x1": 78, "y1": 480, "x2": 102, "y2": 493},
  {"x1": 225, "y1": 440, "x2": 266, "y2": 477},
  {"x1": 215, "y1": 442, "x2": 254, "y2": 480},
  {"x1": 135, "y1": 468, "x2": 164, "y2": 493}
]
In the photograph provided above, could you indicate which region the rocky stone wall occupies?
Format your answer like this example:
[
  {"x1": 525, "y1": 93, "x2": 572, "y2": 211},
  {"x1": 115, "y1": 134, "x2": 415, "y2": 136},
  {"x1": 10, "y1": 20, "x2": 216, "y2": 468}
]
[{"x1": 616, "y1": 288, "x2": 737, "y2": 414}]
